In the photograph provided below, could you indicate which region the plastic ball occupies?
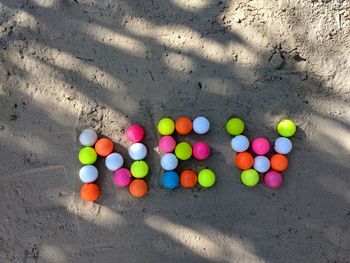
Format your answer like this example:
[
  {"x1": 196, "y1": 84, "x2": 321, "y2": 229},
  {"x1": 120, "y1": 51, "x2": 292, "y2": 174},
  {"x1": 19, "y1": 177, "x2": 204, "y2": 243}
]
[
  {"x1": 79, "y1": 165, "x2": 98, "y2": 183},
  {"x1": 231, "y1": 135, "x2": 249, "y2": 152},
  {"x1": 253, "y1": 156, "x2": 270, "y2": 173},
  {"x1": 113, "y1": 168, "x2": 132, "y2": 187},
  {"x1": 264, "y1": 170, "x2": 283, "y2": 189},
  {"x1": 251, "y1": 137, "x2": 270, "y2": 155},
  {"x1": 128, "y1": 143, "x2": 147, "y2": 160},
  {"x1": 78, "y1": 147, "x2": 97, "y2": 165},
  {"x1": 160, "y1": 153, "x2": 178, "y2": 171},
  {"x1": 270, "y1": 154, "x2": 288, "y2": 172},
  {"x1": 130, "y1": 160, "x2": 149, "y2": 178},
  {"x1": 79, "y1": 128, "x2": 98, "y2": 146},
  {"x1": 95, "y1": 138, "x2": 114, "y2": 157},
  {"x1": 193, "y1": 116, "x2": 210, "y2": 134},
  {"x1": 180, "y1": 170, "x2": 197, "y2": 188},
  {"x1": 175, "y1": 117, "x2": 192, "y2": 135},
  {"x1": 159, "y1": 136, "x2": 176, "y2": 153},
  {"x1": 226, "y1": 118, "x2": 245, "y2": 136},
  {"x1": 192, "y1": 141, "x2": 210, "y2": 160},
  {"x1": 157, "y1": 118, "x2": 175, "y2": 135},
  {"x1": 129, "y1": 179, "x2": 147, "y2": 197},
  {"x1": 126, "y1": 125, "x2": 144, "y2": 143},
  {"x1": 198, "y1": 168, "x2": 216, "y2": 188},
  {"x1": 235, "y1": 152, "x2": 254, "y2": 170},
  {"x1": 241, "y1": 169, "x2": 259, "y2": 187},
  {"x1": 175, "y1": 142, "x2": 192, "y2": 160},
  {"x1": 105, "y1": 152, "x2": 124, "y2": 171},
  {"x1": 80, "y1": 183, "x2": 100, "y2": 202},
  {"x1": 162, "y1": 171, "x2": 180, "y2": 189},
  {"x1": 274, "y1": 137, "x2": 292, "y2": 154},
  {"x1": 277, "y1": 119, "x2": 296, "y2": 137}
]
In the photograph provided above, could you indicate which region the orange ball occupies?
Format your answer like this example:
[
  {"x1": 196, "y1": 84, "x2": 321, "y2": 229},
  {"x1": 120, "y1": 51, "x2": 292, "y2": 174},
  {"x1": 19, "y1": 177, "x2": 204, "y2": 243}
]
[
  {"x1": 180, "y1": 169, "x2": 197, "y2": 188},
  {"x1": 175, "y1": 117, "x2": 192, "y2": 135},
  {"x1": 270, "y1": 154, "x2": 288, "y2": 172},
  {"x1": 129, "y1": 179, "x2": 147, "y2": 198},
  {"x1": 95, "y1": 138, "x2": 113, "y2": 157},
  {"x1": 80, "y1": 183, "x2": 100, "y2": 202},
  {"x1": 235, "y1": 152, "x2": 254, "y2": 170}
]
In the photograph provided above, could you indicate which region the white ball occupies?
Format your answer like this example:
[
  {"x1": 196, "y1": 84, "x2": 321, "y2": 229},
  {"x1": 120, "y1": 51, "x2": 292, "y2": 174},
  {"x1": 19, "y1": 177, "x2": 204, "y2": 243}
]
[
  {"x1": 79, "y1": 128, "x2": 98, "y2": 146},
  {"x1": 274, "y1": 137, "x2": 292, "y2": 154},
  {"x1": 128, "y1": 143, "x2": 147, "y2": 160},
  {"x1": 161, "y1": 153, "x2": 178, "y2": 171},
  {"x1": 105, "y1": 152, "x2": 124, "y2": 171},
  {"x1": 193, "y1": 116, "x2": 210, "y2": 134},
  {"x1": 231, "y1": 135, "x2": 249, "y2": 152},
  {"x1": 253, "y1": 156, "x2": 270, "y2": 173},
  {"x1": 79, "y1": 165, "x2": 98, "y2": 183}
]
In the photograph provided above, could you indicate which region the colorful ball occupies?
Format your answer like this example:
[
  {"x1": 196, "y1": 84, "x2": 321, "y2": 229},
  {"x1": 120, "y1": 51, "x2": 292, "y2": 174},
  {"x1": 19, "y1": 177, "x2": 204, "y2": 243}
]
[
  {"x1": 125, "y1": 125, "x2": 144, "y2": 143},
  {"x1": 157, "y1": 118, "x2": 175, "y2": 135},
  {"x1": 253, "y1": 156, "x2": 270, "y2": 173},
  {"x1": 231, "y1": 135, "x2": 249, "y2": 152},
  {"x1": 129, "y1": 179, "x2": 147, "y2": 197},
  {"x1": 264, "y1": 170, "x2": 283, "y2": 189},
  {"x1": 175, "y1": 117, "x2": 192, "y2": 135},
  {"x1": 274, "y1": 137, "x2": 292, "y2": 154},
  {"x1": 175, "y1": 142, "x2": 192, "y2": 160},
  {"x1": 192, "y1": 141, "x2": 210, "y2": 160},
  {"x1": 240, "y1": 169, "x2": 259, "y2": 187},
  {"x1": 162, "y1": 171, "x2": 180, "y2": 189},
  {"x1": 113, "y1": 168, "x2": 132, "y2": 187},
  {"x1": 277, "y1": 119, "x2": 296, "y2": 137},
  {"x1": 128, "y1": 143, "x2": 147, "y2": 160},
  {"x1": 78, "y1": 146, "x2": 97, "y2": 165},
  {"x1": 105, "y1": 152, "x2": 124, "y2": 171},
  {"x1": 160, "y1": 153, "x2": 178, "y2": 170},
  {"x1": 270, "y1": 154, "x2": 288, "y2": 172},
  {"x1": 95, "y1": 138, "x2": 114, "y2": 157},
  {"x1": 198, "y1": 168, "x2": 216, "y2": 188},
  {"x1": 159, "y1": 136, "x2": 176, "y2": 153},
  {"x1": 80, "y1": 183, "x2": 100, "y2": 202},
  {"x1": 193, "y1": 116, "x2": 210, "y2": 134},
  {"x1": 226, "y1": 117, "x2": 245, "y2": 136},
  {"x1": 235, "y1": 152, "x2": 254, "y2": 170},
  {"x1": 180, "y1": 170, "x2": 197, "y2": 188},
  {"x1": 251, "y1": 137, "x2": 270, "y2": 155},
  {"x1": 130, "y1": 160, "x2": 149, "y2": 178},
  {"x1": 79, "y1": 128, "x2": 98, "y2": 146},
  {"x1": 79, "y1": 165, "x2": 98, "y2": 183}
]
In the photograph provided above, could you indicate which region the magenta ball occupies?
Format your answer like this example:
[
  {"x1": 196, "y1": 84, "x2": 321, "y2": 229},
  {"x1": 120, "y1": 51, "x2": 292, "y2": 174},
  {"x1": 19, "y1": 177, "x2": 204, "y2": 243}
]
[
  {"x1": 113, "y1": 168, "x2": 132, "y2": 187},
  {"x1": 126, "y1": 125, "x2": 144, "y2": 143},
  {"x1": 252, "y1": 137, "x2": 270, "y2": 155},
  {"x1": 263, "y1": 170, "x2": 283, "y2": 189},
  {"x1": 159, "y1": 136, "x2": 176, "y2": 153},
  {"x1": 193, "y1": 141, "x2": 210, "y2": 160}
]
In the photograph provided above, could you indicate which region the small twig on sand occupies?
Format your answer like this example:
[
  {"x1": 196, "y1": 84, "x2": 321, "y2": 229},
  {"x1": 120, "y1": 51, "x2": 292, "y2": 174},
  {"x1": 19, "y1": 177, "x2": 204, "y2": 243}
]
[{"x1": 75, "y1": 56, "x2": 94, "y2": 62}]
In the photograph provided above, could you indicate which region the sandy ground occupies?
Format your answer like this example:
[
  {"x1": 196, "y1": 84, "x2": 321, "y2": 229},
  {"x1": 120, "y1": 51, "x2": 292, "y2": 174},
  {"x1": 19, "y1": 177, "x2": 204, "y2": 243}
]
[{"x1": 0, "y1": 0, "x2": 350, "y2": 262}]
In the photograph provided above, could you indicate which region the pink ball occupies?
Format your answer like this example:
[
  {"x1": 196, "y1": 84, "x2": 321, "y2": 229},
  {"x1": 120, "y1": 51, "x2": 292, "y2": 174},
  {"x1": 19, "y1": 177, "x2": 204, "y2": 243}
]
[
  {"x1": 126, "y1": 125, "x2": 144, "y2": 143},
  {"x1": 114, "y1": 168, "x2": 132, "y2": 187},
  {"x1": 263, "y1": 170, "x2": 283, "y2": 189},
  {"x1": 193, "y1": 141, "x2": 210, "y2": 160},
  {"x1": 252, "y1": 137, "x2": 270, "y2": 155},
  {"x1": 159, "y1": 136, "x2": 176, "y2": 153}
]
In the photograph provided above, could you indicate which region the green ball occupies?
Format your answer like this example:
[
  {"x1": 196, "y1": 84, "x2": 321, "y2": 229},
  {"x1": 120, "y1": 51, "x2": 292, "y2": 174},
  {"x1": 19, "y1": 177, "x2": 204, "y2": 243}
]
[
  {"x1": 241, "y1": 169, "x2": 259, "y2": 187},
  {"x1": 78, "y1": 147, "x2": 97, "y2": 164},
  {"x1": 157, "y1": 117, "x2": 175, "y2": 135},
  {"x1": 198, "y1": 169, "x2": 216, "y2": 188},
  {"x1": 175, "y1": 142, "x2": 192, "y2": 160},
  {"x1": 226, "y1": 118, "x2": 245, "y2": 135},
  {"x1": 277, "y1": 119, "x2": 296, "y2": 137},
  {"x1": 131, "y1": 160, "x2": 149, "y2": 178}
]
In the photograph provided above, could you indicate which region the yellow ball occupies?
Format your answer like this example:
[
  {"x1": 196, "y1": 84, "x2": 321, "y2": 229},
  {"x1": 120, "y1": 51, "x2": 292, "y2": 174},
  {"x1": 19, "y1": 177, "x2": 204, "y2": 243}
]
[
  {"x1": 175, "y1": 142, "x2": 192, "y2": 160},
  {"x1": 277, "y1": 119, "x2": 296, "y2": 137},
  {"x1": 198, "y1": 169, "x2": 216, "y2": 188},
  {"x1": 157, "y1": 118, "x2": 175, "y2": 135}
]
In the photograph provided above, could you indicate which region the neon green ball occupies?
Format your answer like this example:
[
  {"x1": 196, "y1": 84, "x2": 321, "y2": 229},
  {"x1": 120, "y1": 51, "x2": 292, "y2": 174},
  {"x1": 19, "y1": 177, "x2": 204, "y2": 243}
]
[
  {"x1": 198, "y1": 169, "x2": 216, "y2": 188},
  {"x1": 157, "y1": 118, "x2": 175, "y2": 135},
  {"x1": 241, "y1": 169, "x2": 259, "y2": 187},
  {"x1": 131, "y1": 160, "x2": 149, "y2": 178},
  {"x1": 277, "y1": 119, "x2": 296, "y2": 137},
  {"x1": 78, "y1": 147, "x2": 97, "y2": 164},
  {"x1": 226, "y1": 118, "x2": 245, "y2": 136},
  {"x1": 175, "y1": 142, "x2": 192, "y2": 160}
]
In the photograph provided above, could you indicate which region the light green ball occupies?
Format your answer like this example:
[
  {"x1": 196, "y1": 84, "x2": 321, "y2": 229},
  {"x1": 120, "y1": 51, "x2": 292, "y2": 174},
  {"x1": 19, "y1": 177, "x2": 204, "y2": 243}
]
[
  {"x1": 131, "y1": 160, "x2": 149, "y2": 178},
  {"x1": 241, "y1": 169, "x2": 259, "y2": 187},
  {"x1": 78, "y1": 147, "x2": 97, "y2": 165},
  {"x1": 157, "y1": 118, "x2": 175, "y2": 135},
  {"x1": 277, "y1": 119, "x2": 296, "y2": 137},
  {"x1": 198, "y1": 169, "x2": 216, "y2": 188},
  {"x1": 175, "y1": 142, "x2": 192, "y2": 160},
  {"x1": 226, "y1": 118, "x2": 245, "y2": 136}
]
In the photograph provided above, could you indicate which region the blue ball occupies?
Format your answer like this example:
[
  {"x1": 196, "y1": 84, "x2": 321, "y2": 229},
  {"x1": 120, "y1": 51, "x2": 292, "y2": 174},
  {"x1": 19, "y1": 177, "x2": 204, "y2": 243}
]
[{"x1": 162, "y1": 171, "x2": 179, "y2": 189}]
